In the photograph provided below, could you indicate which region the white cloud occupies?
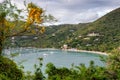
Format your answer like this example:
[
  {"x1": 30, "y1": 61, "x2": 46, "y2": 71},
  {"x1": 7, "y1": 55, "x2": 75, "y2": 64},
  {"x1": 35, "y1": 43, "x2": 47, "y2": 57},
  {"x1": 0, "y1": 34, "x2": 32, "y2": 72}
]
[
  {"x1": 1, "y1": 0, "x2": 120, "y2": 25},
  {"x1": 0, "y1": 0, "x2": 3, "y2": 3},
  {"x1": 75, "y1": 11, "x2": 98, "y2": 23},
  {"x1": 34, "y1": 0, "x2": 120, "y2": 24}
]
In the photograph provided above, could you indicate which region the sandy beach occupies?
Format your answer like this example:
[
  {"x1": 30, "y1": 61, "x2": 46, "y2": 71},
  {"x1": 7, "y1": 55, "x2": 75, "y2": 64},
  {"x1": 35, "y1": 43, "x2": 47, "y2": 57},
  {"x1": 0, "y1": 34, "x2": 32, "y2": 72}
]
[{"x1": 64, "y1": 48, "x2": 108, "y2": 56}]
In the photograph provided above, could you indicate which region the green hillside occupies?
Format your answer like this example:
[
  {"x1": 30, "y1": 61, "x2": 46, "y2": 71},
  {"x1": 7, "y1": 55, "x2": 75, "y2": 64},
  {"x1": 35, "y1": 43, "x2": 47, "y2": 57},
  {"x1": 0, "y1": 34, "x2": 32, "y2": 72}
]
[
  {"x1": 68, "y1": 7, "x2": 120, "y2": 52},
  {"x1": 7, "y1": 7, "x2": 120, "y2": 53},
  {"x1": 8, "y1": 23, "x2": 88, "y2": 48}
]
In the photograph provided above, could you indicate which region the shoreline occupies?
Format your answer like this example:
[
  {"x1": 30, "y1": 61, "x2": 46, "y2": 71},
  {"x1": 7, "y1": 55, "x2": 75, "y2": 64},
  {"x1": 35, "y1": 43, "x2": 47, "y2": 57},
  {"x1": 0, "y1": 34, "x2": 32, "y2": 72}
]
[
  {"x1": 4, "y1": 47, "x2": 108, "y2": 56},
  {"x1": 63, "y1": 48, "x2": 108, "y2": 56}
]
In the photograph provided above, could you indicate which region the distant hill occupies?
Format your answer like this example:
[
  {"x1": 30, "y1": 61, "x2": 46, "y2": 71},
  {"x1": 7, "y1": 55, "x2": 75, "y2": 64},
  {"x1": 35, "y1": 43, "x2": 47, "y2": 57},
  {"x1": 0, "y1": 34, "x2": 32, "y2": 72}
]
[{"x1": 7, "y1": 7, "x2": 120, "y2": 53}]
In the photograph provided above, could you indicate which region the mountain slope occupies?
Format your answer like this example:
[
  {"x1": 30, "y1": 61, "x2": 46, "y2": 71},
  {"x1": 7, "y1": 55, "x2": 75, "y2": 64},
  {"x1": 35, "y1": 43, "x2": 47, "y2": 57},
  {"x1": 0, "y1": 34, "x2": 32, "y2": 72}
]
[{"x1": 68, "y1": 7, "x2": 120, "y2": 52}]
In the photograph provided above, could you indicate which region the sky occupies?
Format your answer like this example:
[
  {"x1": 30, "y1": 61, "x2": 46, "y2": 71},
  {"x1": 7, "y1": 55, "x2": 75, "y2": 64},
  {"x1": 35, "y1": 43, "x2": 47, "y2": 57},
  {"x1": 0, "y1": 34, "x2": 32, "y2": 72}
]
[{"x1": 0, "y1": 0, "x2": 120, "y2": 25}]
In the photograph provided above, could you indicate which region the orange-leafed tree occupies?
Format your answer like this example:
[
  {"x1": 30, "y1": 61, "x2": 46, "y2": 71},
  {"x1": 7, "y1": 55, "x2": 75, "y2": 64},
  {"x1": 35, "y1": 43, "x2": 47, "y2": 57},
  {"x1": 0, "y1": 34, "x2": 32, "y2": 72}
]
[{"x1": 0, "y1": 0, "x2": 54, "y2": 55}]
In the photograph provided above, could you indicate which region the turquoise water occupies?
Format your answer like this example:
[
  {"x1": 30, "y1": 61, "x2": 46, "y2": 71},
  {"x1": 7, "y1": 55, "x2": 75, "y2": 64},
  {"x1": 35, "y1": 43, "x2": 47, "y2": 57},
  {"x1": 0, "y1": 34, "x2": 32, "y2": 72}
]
[{"x1": 5, "y1": 48, "x2": 106, "y2": 73}]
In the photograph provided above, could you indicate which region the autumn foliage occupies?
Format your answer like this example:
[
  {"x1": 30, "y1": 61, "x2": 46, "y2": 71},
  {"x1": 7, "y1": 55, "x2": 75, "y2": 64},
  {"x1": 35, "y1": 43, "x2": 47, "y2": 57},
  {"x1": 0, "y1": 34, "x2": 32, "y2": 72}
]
[
  {"x1": 0, "y1": 1, "x2": 46, "y2": 55},
  {"x1": 26, "y1": 3, "x2": 45, "y2": 34}
]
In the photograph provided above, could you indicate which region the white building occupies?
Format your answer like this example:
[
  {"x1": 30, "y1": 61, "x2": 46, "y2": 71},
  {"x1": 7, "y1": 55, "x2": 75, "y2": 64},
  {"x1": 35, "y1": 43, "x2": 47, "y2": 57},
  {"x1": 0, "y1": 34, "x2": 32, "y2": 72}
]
[
  {"x1": 62, "y1": 44, "x2": 68, "y2": 50},
  {"x1": 87, "y1": 32, "x2": 99, "y2": 37}
]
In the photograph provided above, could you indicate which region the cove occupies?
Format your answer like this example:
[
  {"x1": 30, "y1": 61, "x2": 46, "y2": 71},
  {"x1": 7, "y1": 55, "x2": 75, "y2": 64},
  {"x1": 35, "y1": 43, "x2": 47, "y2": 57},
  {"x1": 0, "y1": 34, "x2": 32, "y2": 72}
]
[{"x1": 4, "y1": 48, "x2": 106, "y2": 73}]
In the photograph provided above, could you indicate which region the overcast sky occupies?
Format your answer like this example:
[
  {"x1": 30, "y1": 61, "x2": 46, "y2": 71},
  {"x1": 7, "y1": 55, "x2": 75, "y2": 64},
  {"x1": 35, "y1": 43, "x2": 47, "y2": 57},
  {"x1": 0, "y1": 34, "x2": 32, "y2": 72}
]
[{"x1": 1, "y1": 0, "x2": 120, "y2": 25}]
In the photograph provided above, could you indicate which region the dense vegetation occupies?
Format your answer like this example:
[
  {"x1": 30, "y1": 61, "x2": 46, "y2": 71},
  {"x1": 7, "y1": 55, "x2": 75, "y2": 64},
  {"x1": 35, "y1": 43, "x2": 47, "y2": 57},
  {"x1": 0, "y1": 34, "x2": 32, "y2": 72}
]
[
  {"x1": 9, "y1": 7, "x2": 120, "y2": 53},
  {"x1": 0, "y1": 56, "x2": 23, "y2": 80},
  {"x1": 8, "y1": 23, "x2": 88, "y2": 48}
]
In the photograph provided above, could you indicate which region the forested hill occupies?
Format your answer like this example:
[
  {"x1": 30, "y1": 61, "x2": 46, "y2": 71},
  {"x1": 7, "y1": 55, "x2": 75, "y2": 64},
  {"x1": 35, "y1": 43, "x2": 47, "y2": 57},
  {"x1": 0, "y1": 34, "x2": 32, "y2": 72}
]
[
  {"x1": 67, "y1": 7, "x2": 120, "y2": 52},
  {"x1": 9, "y1": 23, "x2": 89, "y2": 48},
  {"x1": 9, "y1": 7, "x2": 120, "y2": 53}
]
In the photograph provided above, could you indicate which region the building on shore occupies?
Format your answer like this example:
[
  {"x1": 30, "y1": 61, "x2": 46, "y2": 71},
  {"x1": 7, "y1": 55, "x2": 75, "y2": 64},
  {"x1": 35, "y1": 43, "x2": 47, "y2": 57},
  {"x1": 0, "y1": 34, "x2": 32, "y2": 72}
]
[{"x1": 62, "y1": 44, "x2": 68, "y2": 50}]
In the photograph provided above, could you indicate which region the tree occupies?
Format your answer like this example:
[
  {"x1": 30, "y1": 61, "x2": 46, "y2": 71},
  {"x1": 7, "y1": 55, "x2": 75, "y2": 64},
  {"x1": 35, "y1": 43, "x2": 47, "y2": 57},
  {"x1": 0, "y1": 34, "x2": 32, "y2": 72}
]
[
  {"x1": 0, "y1": 0, "x2": 55, "y2": 55},
  {"x1": 0, "y1": 56, "x2": 23, "y2": 80},
  {"x1": 105, "y1": 49, "x2": 120, "y2": 79},
  {"x1": 33, "y1": 57, "x2": 45, "y2": 80}
]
